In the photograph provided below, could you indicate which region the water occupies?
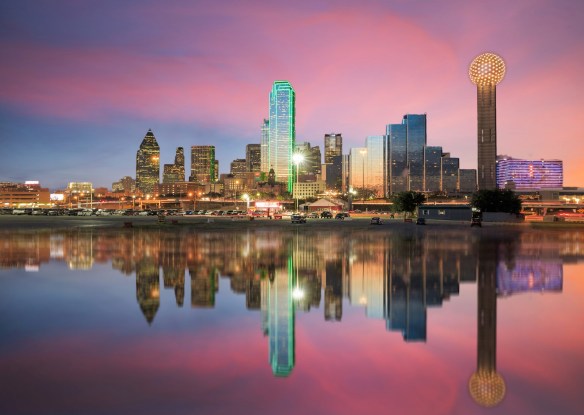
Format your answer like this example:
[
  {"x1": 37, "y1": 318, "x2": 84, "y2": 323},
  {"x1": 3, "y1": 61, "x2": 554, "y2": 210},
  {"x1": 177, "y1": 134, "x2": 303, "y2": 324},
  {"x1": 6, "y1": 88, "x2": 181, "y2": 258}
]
[{"x1": 1, "y1": 226, "x2": 583, "y2": 415}]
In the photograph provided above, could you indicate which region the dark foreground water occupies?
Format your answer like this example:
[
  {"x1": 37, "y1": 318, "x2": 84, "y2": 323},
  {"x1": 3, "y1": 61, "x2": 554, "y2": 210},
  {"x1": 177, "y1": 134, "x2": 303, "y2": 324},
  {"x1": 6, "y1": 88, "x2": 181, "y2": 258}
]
[{"x1": 1, "y1": 226, "x2": 583, "y2": 415}]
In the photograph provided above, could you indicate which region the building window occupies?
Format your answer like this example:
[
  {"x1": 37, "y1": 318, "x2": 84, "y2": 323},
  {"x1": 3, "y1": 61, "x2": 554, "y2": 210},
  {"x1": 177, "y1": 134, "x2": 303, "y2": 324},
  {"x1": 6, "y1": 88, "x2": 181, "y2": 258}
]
[
  {"x1": 438, "y1": 209, "x2": 446, "y2": 215},
  {"x1": 422, "y1": 209, "x2": 430, "y2": 215}
]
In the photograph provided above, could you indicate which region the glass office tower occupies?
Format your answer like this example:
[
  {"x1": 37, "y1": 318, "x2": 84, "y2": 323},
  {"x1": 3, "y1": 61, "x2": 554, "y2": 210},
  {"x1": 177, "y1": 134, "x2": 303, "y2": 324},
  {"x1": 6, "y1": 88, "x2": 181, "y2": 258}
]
[
  {"x1": 403, "y1": 114, "x2": 427, "y2": 192},
  {"x1": 441, "y1": 156, "x2": 460, "y2": 193},
  {"x1": 135, "y1": 129, "x2": 160, "y2": 195},
  {"x1": 260, "y1": 119, "x2": 270, "y2": 173},
  {"x1": 365, "y1": 136, "x2": 386, "y2": 197},
  {"x1": 424, "y1": 146, "x2": 442, "y2": 192},
  {"x1": 268, "y1": 81, "x2": 296, "y2": 192},
  {"x1": 386, "y1": 123, "x2": 407, "y2": 194}
]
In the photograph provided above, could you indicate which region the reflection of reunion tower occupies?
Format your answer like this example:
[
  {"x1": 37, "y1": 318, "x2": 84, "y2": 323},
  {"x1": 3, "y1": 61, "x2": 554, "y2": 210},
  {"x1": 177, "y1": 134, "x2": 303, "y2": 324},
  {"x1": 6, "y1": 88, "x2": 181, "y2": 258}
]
[
  {"x1": 469, "y1": 237, "x2": 506, "y2": 407},
  {"x1": 469, "y1": 53, "x2": 506, "y2": 190}
]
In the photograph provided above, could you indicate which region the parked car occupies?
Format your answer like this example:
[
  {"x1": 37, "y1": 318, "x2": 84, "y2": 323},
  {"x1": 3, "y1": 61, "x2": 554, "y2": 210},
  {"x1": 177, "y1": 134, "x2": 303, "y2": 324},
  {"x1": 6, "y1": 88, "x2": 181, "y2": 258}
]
[
  {"x1": 320, "y1": 211, "x2": 333, "y2": 219},
  {"x1": 291, "y1": 214, "x2": 306, "y2": 224},
  {"x1": 471, "y1": 217, "x2": 482, "y2": 227},
  {"x1": 370, "y1": 217, "x2": 382, "y2": 225},
  {"x1": 307, "y1": 212, "x2": 319, "y2": 218},
  {"x1": 416, "y1": 217, "x2": 426, "y2": 225}
]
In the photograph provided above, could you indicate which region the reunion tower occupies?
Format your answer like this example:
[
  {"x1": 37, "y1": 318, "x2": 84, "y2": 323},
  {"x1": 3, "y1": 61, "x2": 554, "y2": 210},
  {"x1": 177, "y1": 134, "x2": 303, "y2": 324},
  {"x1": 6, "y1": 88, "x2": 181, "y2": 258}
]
[{"x1": 469, "y1": 53, "x2": 506, "y2": 190}]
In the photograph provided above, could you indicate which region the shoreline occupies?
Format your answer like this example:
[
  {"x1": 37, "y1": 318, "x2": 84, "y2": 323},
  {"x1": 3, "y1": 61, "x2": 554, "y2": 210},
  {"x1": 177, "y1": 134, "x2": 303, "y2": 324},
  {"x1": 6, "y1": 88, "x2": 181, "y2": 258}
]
[{"x1": 1, "y1": 215, "x2": 583, "y2": 232}]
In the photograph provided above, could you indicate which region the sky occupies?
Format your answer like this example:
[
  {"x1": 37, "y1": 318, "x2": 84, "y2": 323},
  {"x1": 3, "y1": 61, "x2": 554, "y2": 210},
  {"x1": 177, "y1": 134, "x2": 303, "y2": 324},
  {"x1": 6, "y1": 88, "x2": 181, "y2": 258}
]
[{"x1": 0, "y1": 0, "x2": 583, "y2": 190}]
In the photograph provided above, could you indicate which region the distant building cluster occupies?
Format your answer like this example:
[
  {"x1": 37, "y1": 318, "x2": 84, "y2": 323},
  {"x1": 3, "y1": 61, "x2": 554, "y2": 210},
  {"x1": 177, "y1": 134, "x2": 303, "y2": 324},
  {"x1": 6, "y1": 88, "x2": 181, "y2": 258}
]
[
  {"x1": 130, "y1": 81, "x2": 482, "y2": 201},
  {"x1": 2, "y1": 71, "x2": 574, "y2": 206}
]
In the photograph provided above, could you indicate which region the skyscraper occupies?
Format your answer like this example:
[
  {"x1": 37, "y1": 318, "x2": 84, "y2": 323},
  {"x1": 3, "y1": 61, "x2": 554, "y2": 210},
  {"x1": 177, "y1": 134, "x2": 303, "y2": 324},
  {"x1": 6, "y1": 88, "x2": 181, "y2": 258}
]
[
  {"x1": 135, "y1": 129, "x2": 160, "y2": 194},
  {"x1": 424, "y1": 146, "x2": 442, "y2": 192},
  {"x1": 230, "y1": 158, "x2": 247, "y2": 178},
  {"x1": 441, "y1": 155, "x2": 460, "y2": 193},
  {"x1": 189, "y1": 146, "x2": 215, "y2": 184},
  {"x1": 294, "y1": 142, "x2": 322, "y2": 177},
  {"x1": 365, "y1": 136, "x2": 386, "y2": 197},
  {"x1": 260, "y1": 119, "x2": 270, "y2": 173},
  {"x1": 324, "y1": 133, "x2": 342, "y2": 164},
  {"x1": 268, "y1": 81, "x2": 296, "y2": 192},
  {"x1": 246, "y1": 144, "x2": 261, "y2": 172},
  {"x1": 403, "y1": 114, "x2": 427, "y2": 192},
  {"x1": 386, "y1": 123, "x2": 407, "y2": 194},
  {"x1": 163, "y1": 147, "x2": 185, "y2": 183},
  {"x1": 469, "y1": 53, "x2": 506, "y2": 190}
]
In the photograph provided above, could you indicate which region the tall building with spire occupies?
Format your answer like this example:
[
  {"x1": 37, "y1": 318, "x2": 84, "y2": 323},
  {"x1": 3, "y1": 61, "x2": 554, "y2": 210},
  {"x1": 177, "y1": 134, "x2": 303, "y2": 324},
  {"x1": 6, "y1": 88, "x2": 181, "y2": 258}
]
[
  {"x1": 469, "y1": 53, "x2": 506, "y2": 190},
  {"x1": 135, "y1": 129, "x2": 160, "y2": 194},
  {"x1": 163, "y1": 147, "x2": 185, "y2": 183},
  {"x1": 268, "y1": 81, "x2": 296, "y2": 192}
]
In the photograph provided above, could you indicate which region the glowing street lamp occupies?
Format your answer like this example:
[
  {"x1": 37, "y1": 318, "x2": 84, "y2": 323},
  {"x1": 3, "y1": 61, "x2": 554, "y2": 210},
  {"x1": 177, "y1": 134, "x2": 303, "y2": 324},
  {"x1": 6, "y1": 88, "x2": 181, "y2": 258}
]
[
  {"x1": 292, "y1": 153, "x2": 304, "y2": 212},
  {"x1": 242, "y1": 193, "x2": 250, "y2": 211},
  {"x1": 359, "y1": 149, "x2": 367, "y2": 205}
]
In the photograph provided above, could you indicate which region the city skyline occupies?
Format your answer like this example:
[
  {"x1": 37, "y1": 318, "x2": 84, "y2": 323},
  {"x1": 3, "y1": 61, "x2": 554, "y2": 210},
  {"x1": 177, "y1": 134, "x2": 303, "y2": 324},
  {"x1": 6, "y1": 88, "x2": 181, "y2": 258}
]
[{"x1": 1, "y1": 0, "x2": 583, "y2": 189}]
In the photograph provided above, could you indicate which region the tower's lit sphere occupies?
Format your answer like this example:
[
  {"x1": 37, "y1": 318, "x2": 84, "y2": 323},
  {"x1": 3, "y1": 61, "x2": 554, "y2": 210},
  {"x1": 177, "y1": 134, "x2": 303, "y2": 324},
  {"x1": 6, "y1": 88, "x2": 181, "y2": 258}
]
[
  {"x1": 469, "y1": 372, "x2": 506, "y2": 407},
  {"x1": 469, "y1": 53, "x2": 506, "y2": 86}
]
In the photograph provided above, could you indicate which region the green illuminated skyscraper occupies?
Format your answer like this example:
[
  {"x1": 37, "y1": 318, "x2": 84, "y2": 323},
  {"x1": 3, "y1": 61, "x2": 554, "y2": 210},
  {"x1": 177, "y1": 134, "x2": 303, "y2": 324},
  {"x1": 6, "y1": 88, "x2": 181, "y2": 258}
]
[{"x1": 268, "y1": 81, "x2": 296, "y2": 192}]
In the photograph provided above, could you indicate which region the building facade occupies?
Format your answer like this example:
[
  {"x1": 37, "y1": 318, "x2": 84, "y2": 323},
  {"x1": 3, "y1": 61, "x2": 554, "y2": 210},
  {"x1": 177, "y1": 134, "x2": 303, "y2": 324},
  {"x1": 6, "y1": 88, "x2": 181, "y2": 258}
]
[
  {"x1": 496, "y1": 158, "x2": 563, "y2": 190},
  {"x1": 162, "y1": 147, "x2": 185, "y2": 184},
  {"x1": 365, "y1": 136, "x2": 386, "y2": 197},
  {"x1": 424, "y1": 146, "x2": 442, "y2": 192},
  {"x1": 135, "y1": 129, "x2": 160, "y2": 194},
  {"x1": 324, "y1": 133, "x2": 342, "y2": 164},
  {"x1": 0, "y1": 182, "x2": 51, "y2": 207},
  {"x1": 295, "y1": 142, "x2": 322, "y2": 177},
  {"x1": 246, "y1": 144, "x2": 262, "y2": 173},
  {"x1": 441, "y1": 156, "x2": 460, "y2": 194},
  {"x1": 260, "y1": 119, "x2": 270, "y2": 173},
  {"x1": 459, "y1": 169, "x2": 478, "y2": 193},
  {"x1": 268, "y1": 81, "x2": 296, "y2": 192},
  {"x1": 387, "y1": 123, "x2": 408, "y2": 194},
  {"x1": 230, "y1": 159, "x2": 247, "y2": 178},
  {"x1": 189, "y1": 146, "x2": 216, "y2": 184},
  {"x1": 403, "y1": 114, "x2": 427, "y2": 192}
]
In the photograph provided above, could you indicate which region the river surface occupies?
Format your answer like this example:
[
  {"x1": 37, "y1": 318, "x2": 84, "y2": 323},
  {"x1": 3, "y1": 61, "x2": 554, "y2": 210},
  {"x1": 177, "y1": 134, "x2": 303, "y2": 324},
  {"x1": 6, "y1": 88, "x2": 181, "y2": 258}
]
[{"x1": 1, "y1": 226, "x2": 583, "y2": 415}]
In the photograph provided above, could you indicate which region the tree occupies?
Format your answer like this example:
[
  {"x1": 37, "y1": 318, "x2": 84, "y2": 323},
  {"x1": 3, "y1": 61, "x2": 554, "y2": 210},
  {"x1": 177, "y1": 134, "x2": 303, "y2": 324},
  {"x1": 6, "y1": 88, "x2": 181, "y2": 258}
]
[
  {"x1": 471, "y1": 189, "x2": 521, "y2": 214},
  {"x1": 391, "y1": 191, "x2": 426, "y2": 218}
]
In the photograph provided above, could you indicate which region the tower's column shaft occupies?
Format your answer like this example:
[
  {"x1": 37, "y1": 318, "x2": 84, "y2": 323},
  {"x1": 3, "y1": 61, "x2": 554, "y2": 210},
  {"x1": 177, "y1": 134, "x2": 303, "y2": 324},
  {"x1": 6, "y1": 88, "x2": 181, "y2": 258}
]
[{"x1": 477, "y1": 85, "x2": 497, "y2": 190}]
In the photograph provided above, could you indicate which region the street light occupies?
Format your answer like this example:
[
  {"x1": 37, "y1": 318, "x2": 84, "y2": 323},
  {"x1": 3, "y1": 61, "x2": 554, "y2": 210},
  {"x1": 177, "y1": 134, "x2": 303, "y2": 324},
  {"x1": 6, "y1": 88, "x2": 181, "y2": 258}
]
[
  {"x1": 359, "y1": 149, "x2": 367, "y2": 207},
  {"x1": 292, "y1": 153, "x2": 304, "y2": 212},
  {"x1": 242, "y1": 193, "x2": 250, "y2": 212}
]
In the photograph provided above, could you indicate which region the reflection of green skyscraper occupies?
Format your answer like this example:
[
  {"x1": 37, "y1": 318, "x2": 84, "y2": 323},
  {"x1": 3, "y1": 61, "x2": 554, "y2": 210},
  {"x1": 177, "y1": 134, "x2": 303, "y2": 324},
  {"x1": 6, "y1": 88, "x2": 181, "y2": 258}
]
[
  {"x1": 267, "y1": 258, "x2": 295, "y2": 377},
  {"x1": 268, "y1": 81, "x2": 296, "y2": 192}
]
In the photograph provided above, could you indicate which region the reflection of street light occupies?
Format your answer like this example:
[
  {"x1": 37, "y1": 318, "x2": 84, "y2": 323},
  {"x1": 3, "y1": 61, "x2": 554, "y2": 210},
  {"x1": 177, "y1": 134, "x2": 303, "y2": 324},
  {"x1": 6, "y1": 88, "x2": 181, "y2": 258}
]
[{"x1": 292, "y1": 153, "x2": 304, "y2": 212}]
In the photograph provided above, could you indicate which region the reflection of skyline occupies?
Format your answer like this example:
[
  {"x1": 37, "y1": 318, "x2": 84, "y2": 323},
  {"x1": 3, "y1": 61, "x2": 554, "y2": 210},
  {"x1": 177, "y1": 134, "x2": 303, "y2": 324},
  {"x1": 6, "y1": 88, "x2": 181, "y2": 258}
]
[{"x1": 0, "y1": 228, "x2": 578, "y2": 334}]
